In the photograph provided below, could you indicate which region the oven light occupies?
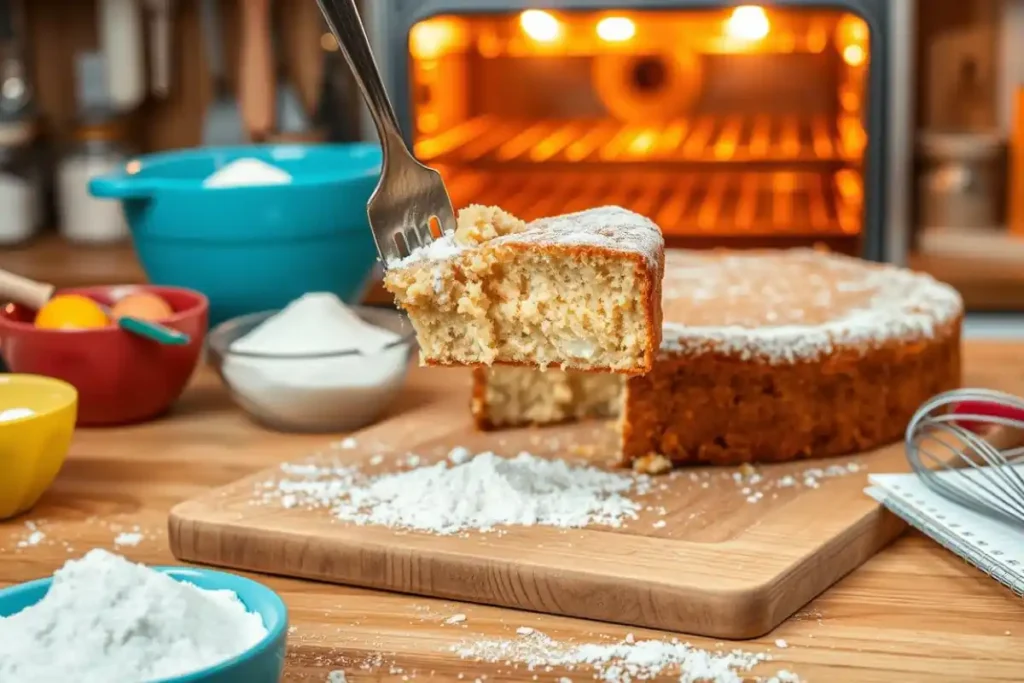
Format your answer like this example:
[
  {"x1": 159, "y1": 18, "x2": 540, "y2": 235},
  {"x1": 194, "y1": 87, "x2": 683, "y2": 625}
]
[
  {"x1": 842, "y1": 44, "x2": 867, "y2": 67},
  {"x1": 596, "y1": 16, "x2": 635, "y2": 42},
  {"x1": 520, "y1": 9, "x2": 561, "y2": 43},
  {"x1": 411, "y1": 20, "x2": 457, "y2": 60},
  {"x1": 725, "y1": 5, "x2": 770, "y2": 42}
]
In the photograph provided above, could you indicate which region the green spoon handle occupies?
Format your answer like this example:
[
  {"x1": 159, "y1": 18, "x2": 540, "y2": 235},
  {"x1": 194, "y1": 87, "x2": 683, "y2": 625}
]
[{"x1": 117, "y1": 316, "x2": 191, "y2": 345}]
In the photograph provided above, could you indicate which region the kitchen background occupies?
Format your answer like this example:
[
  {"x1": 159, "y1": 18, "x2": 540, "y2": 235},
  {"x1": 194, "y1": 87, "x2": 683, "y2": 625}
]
[{"x1": 0, "y1": 0, "x2": 1020, "y2": 331}]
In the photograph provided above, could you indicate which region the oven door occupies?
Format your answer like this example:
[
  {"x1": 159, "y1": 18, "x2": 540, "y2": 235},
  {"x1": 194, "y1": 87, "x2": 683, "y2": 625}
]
[{"x1": 365, "y1": 0, "x2": 893, "y2": 261}]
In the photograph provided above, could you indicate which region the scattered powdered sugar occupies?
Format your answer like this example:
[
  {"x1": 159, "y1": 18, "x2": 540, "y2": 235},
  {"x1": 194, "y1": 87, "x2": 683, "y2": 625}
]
[
  {"x1": 451, "y1": 629, "x2": 802, "y2": 683},
  {"x1": 255, "y1": 450, "x2": 651, "y2": 535},
  {"x1": 0, "y1": 549, "x2": 267, "y2": 683},
  {"x1": 658, "y1": 248, "x2": 963, "y2": 364},
  {"x1": 17, "y1": 529, "x2": 45, "y2": 548},
  {"x1": 327, "y1": 670, "x2": 349, "y2": 683},
  {"x1": 113, "y1": 531, "x2": 144, "y2": 548},
  {"x1": 390, "y1": 206, "x2": 664, "y2": 271},
  {"x1": 445, "y1": 614, "x2": 467, "y2": 625},
  {"x1": 727, "y1": 460, "x2": 864, "y2": 503}
]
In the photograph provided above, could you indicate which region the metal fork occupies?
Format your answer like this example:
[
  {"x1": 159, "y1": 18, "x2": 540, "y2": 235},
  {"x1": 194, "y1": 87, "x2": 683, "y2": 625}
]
[{"x1": 315, "y1": 0, "x2": 456, "y2": 265}]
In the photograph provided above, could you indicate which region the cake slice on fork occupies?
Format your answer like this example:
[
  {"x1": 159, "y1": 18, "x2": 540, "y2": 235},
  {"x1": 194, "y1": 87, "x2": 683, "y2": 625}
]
[{"x1": 383, "y1": 205, "x2": 664, "y2": 374}]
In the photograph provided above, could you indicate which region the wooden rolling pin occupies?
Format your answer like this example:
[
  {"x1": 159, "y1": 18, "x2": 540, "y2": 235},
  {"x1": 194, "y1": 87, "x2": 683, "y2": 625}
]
[{"x1": 238, "y1": 0, "x2": 274, "y2": 141}]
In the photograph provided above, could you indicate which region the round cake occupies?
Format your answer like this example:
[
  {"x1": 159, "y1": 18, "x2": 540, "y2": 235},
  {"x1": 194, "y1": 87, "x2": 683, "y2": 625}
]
[{"x1": 621, "y1": 248, "x2": 964, "y2": 466}]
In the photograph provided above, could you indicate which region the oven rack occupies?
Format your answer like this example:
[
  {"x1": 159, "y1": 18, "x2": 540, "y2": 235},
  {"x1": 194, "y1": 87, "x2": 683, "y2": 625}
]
[
  {"x1": 437, "y1": 166, "x2": 862, "y2": 244},
  {"x1": 415, "y1": 114, "x2": 865, "y2": 167}
]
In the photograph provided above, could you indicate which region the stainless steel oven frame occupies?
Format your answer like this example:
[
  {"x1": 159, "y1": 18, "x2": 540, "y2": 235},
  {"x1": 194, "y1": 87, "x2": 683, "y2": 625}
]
[{"x1": 359, "y1": 0, "x2": 916, "y2": 265}]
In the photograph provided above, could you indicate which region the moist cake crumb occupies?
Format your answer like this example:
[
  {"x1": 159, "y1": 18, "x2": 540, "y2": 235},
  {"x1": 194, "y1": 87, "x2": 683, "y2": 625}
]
[
  {"x1": 453, "y1": 204, "x2": 526, "y2": 245},
  {"x1": 632, "y1": 453, "x2": 673, "y2": 475},
  {"x1": 384, "y1": 205, "x2": 664, "y2": 374},
  {"x1": 472, "y1": 366, "x2": 623, "y2": 430}
]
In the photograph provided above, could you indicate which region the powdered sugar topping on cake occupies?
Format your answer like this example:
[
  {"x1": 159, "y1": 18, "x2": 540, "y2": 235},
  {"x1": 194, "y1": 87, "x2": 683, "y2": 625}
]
[
  {"x1": 659, "y1": 249, "x2": 963, "y2": 363},
  {"x1": 509, "y1": 206, "x2": 663, "y2": 268},
  {"x1": 389, "y1": 206, "x2": 663, "y2": 269}
]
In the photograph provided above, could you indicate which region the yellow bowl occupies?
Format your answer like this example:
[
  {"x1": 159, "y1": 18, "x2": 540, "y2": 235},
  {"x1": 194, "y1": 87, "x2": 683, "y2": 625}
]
[{"x1": 0, "y1": 374, "x2": 77, "y2": 520}]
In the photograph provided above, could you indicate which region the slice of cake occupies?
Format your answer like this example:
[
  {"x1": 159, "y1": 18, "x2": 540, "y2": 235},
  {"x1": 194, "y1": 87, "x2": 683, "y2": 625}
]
[
  {"x1": 471, "y1": 366, "x2": 624, "y2": 430},
  {"x1": 383, "y1": 205, "x2": 664, "y2": 374},
  {"x1": 472, "y1": 249, "x2": 964, "y2": 468}
]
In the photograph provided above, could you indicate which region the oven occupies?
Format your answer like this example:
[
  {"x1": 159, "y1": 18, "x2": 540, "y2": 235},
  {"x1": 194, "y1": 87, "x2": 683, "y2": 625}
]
[{"x1": 360, "y1": 0, "x2": 916, "y2": 262}]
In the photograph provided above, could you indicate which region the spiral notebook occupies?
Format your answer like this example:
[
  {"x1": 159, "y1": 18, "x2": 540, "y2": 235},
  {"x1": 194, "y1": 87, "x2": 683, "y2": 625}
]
[{"x1": 866, "y1": 468, "x2": 1024, "y2": 596}]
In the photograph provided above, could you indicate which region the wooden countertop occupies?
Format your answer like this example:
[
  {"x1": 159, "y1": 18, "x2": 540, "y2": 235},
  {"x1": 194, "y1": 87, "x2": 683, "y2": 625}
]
[
  {"x1": 5, "y1": 233, "x2": 1024, "y2": 311},
  {"x1": 2, "y1": 351, "x2": 1023, "y2": 682}
]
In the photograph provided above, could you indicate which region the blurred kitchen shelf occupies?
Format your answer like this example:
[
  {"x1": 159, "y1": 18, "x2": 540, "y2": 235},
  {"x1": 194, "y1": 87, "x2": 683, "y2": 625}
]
[
  {"x1": 0, "y1": 234, "x2": 144, "y2": 287},
  {"x1": 0, "y1": 233, "x2": 395, "y2": 305},
  {"x1": 6, "y1": 232, "x2": 1022, "y2": 313},
  {"x1": 910, "y1": 229, "x2": 1024, "y2": 311}
]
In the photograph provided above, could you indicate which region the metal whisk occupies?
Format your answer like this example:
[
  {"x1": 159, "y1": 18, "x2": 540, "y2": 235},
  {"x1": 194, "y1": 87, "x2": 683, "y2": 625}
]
[{"x1": 905, "y1": 388, "x2": 1024, "y2": 527}]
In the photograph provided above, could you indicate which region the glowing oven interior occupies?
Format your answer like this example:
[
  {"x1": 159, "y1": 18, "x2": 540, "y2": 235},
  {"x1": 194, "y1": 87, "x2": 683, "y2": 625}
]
[{"x1": 408, "y1": 6, "x2": 869, "y2": 250}]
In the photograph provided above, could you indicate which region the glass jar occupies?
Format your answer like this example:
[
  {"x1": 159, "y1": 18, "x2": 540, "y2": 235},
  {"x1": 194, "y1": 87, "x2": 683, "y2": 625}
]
[
  {"x1": 0, "y1": 118, "x2": 40, "y2": 246},
  {"x1": 58, "y1": 116, "x2": 131, "y2": 244}
]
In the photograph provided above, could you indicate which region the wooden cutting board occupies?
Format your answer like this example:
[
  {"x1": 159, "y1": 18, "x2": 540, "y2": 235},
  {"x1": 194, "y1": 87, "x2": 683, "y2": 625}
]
[{"x1": 170, "y1": 367, "x2": 914, "y2": 640}]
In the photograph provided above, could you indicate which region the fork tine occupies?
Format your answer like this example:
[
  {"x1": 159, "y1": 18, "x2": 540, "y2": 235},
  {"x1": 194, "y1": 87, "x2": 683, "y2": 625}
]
[
  {"x1": 435, "y1": 203, "x2": 457, "y2": 235},
  {"x1": 416, "y1": 221, "x2": 434, "y2": 246},
  {"x1": 404, "y1": 227, "x2": 422, "y2": 253}
]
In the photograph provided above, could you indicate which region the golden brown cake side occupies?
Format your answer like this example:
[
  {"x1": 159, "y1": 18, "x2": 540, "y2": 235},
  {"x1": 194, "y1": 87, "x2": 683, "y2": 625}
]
[
  {"x1": 618, "y1": 249, "x2": 965, "y2": 466},
  {"x1": 620, "y1": 318, "x2": 962, "y2": 466},
  {"x1": 471, "y1": 367, "x2": 624, "y2": 430},
  {"x1": 384, "y1": 206, "x2": 664, "y2": 374}
]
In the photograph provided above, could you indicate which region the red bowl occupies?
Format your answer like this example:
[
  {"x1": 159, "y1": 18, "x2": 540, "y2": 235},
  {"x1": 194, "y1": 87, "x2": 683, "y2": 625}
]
[
  {"x1": 0, "y1": 285, "x2": 208, "y2": 426},
  {"x1": 952, "y1": 400, "x2": 1024, "y2": 433}
]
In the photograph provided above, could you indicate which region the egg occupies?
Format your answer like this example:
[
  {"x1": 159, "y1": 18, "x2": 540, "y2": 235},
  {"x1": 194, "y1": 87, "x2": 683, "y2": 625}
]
[
  {"x1": 34, "y1": 295, "x2": 110, "y2": 330},
  {"x1": 110, "y1": 292, "x2": 174, "y2": 322}
]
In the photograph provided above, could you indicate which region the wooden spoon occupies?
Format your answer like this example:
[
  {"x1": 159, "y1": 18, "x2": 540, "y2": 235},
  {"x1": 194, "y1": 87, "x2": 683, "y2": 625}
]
[{"x1": 238, "y1": 0, "x2": 274, "y2": 141}]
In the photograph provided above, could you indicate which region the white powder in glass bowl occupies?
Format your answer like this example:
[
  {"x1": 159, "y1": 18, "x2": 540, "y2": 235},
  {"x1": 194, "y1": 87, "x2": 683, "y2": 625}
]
[{"x1": 220, "y1": 293, "x2": 411, "y2": 432}]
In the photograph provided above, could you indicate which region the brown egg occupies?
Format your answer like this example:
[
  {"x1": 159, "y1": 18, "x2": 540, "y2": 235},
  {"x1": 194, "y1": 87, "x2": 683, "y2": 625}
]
[{"x1": 110, "y1": 292, "x2": 174, "y2": 321}]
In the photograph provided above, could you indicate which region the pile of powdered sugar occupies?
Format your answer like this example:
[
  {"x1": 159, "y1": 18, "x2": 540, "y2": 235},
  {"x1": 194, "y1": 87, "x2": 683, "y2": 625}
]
[
  {"x1": 256, "y1": 448, "x2": 652, "y2": 535},
  {"x1": 0, "y1": 549, "x2": 268, "y2": 683},
  {"x1": 452, "y1": 629, "x2": 801, "y2": 683}
]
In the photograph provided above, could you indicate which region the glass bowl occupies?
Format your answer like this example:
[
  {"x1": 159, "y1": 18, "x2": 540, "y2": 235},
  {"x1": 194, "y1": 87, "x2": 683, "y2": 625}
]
[{"x1": 207, "y1": 305, "x2": 415, "y2": 433}]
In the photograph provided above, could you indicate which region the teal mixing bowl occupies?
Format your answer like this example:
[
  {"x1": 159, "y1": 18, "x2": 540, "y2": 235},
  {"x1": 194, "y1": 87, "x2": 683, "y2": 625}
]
[
  {"x1": 90, "y1": 144, "x2": 382, "y2": 326},
  {"x1": 0, "y1": 565, "x2": 288, "y2": 682}
]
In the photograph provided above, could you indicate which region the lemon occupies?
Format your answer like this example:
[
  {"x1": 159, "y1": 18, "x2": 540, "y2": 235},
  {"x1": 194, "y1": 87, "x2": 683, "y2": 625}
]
[{"x1": 34, "y1": 295, "x2": 110, "y2": 330}]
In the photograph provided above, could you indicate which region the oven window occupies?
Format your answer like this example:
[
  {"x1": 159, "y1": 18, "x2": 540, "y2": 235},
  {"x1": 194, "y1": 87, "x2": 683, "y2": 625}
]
[{"x1": 408, "y1": 7, "x2": 869, "y2": 251}]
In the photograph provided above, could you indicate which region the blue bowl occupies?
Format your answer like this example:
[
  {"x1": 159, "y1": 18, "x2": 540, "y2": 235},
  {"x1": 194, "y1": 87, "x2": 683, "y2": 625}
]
[
  {"x1": 0, "y1": 565, "x2": 288, "y2": 682},
  {"x1": 90, "y1": 144, "x2": 382, "y2": 326}
]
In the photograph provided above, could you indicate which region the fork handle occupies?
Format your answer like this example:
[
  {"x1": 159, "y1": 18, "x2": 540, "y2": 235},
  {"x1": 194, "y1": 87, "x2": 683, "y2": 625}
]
[{"x1": 315, "y1": 0, "x2": 403, "y2": 146}]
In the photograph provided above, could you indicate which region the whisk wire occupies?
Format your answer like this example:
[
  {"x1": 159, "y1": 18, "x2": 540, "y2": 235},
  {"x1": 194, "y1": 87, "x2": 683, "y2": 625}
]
[{"x1": 905, "y1": 388, "x2": 1024, "y2": 528}]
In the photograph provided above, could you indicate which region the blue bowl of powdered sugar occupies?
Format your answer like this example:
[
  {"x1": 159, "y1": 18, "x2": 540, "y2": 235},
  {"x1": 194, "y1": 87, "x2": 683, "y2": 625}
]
[{"x1": 0, "y1": 549, "x2": 288, "y2": 682}]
